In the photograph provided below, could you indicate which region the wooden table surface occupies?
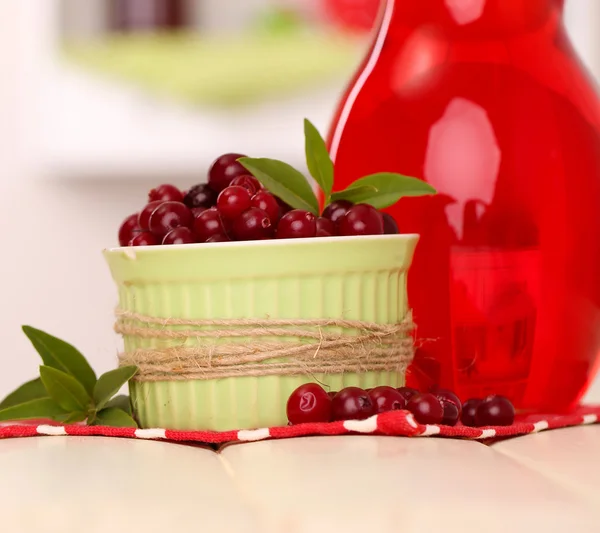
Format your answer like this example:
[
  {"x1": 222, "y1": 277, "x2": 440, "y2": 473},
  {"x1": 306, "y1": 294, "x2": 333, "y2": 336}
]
[{"x1": 2, "y1": 383, "x2": 599, "y2": 533}]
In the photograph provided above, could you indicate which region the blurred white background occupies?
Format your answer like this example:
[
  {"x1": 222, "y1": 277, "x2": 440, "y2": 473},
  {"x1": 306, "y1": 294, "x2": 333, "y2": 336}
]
[{"x1": 0, "y1": 0, "x2": 598, "y2": 399}]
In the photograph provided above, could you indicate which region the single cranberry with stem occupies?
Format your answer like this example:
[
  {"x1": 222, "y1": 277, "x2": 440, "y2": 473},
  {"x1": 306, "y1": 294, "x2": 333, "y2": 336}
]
[
  {"x1": 184, "y1": 184, "x2": 217, "y2": 209},
  {"x1": 162, "y1": 227, "x2": 195, "y2": 245},
  {"x1": 217, "y1": 186, "x2": 252, "y2": 220},
  {"x1": 205, "y1": 233, "x2": 231, "y2": 243},
  {"x1": 339, "y1": 204, "x2": 384, "y2": 236},
  {"x1": 193, "y1": 207, "x2": 227, "y2": 242},
  {"x1": 138, "y1": 200, "x2": 164, "y2": 231},
  {"x1": 208, "y1": 153, "x2": 248, "y2": 193},
  {"x1": 331, "y1": 387, "x2": 375, "y2": 421},
  {"x1": 149, "y1": 184, "x2": 183, "y2": 203},
  {"x1": 149, "y1": 201, "x2": 193, "y2": 238},
  {"x1": 118, "y1": 213, "x2": 141, "y2": 246},
  {"x1": 461, "y1": 399, "x2": 483, "y2": 427},
  {"x1": 396, "y1": 386, "x2": 419, "y2": 403},
  {"x1": 129, "y1": 232, "x2": 158, "y2": 247},
  {"x1": 287, "y1": 383, "x2": 332, "y2": 425},
  {"x1": 475, "y1": 395, "x2": 515, "y2": 427},
  {"x1": 322, "y1": 200, "x2": 353, "y2": 225},
  {"x1": 382, "y1": 213, "x2": 399, "y2": 234},
  {"x1": 406, "y1": 393, "x2": 444, "y2": 425},
  {"x1": 277, "y1": 210, "x2": 317, "y2": 239},
  {"x1": 232, "y1": 207, "x2": 274, "y2": 241},
  {"x1": 368, "y1": 386, "x2": 406, "y2": 414},
  {"x1": 316, "y1": 217, "x2": 336, "y2": 237},
  {"x1": 251, "y1": 191, "x2": 280, "y2": 223},
  {"x1": 230, "y1": 175, "x2": 262, "y2": 195}
]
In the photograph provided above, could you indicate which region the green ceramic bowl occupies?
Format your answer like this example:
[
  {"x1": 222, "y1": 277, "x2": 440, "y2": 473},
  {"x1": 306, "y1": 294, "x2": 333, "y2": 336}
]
[{"x1": 103, "y1": 234, "x2": 419, "y2": 431}]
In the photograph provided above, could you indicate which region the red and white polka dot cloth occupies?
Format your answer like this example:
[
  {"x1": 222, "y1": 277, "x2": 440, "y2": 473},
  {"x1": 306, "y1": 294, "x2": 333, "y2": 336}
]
[{"x1": 1, "y1": 406, "x2": 599, "y2": 444}]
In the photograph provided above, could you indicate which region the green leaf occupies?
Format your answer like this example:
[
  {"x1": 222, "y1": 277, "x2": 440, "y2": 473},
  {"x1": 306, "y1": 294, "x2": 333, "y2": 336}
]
[
  {"x1": 93, "y1": 366, "x2": 138, "y2": 411},
  {"x1": 22, "y1": 326, "x2": 97, "y2": 395},
  {"x1": 0, "y1": 398, "x2": 68, "y2": 422},
  {"x1": 304, "y1": 118, "x2": 334, "y2": 201},
  {"x1": 238, "y1": 157, "x2": 319, "y2": 215},
  {"x1": 40, "y1": 366, "x2": 91, "y2": 412},
  {"x1": 94, "y1": 407, "x2": 138, "y2": 428},
  {"x1": 0, "y1": 378, "x2": 48, "y2": 410},
  {"x1": 63, "y1": 411, "x2": 88, "y2": 424},
  {"x1": 337, "y1": 173, "x2": 437, "y2": 209},
  {"x1": 330, "y1": 185, "x2": 378, "y2": 204},
  {"x1": 104, "y1": 395, "x2": 133, "y2": 416}
]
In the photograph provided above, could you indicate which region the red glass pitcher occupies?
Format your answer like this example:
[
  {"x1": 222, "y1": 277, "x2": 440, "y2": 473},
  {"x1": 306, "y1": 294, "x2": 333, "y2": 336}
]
[{"x1": 327, "y1": 0, "x2": 600, "y2": 412}]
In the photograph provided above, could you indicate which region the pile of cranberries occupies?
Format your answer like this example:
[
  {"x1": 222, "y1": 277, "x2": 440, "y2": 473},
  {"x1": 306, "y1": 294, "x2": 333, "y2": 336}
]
[
  {"x1": 118, "y1": 153, "x2": 400, "y2": 247},
  {"x1": 286, "y1": 383, "x2": 516, "y2": 428}
]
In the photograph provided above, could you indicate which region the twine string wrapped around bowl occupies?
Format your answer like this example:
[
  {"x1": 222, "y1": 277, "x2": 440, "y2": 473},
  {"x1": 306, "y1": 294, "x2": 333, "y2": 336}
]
[{"x1": 115, "y1": 309, "x2": 415, "y2": 382}]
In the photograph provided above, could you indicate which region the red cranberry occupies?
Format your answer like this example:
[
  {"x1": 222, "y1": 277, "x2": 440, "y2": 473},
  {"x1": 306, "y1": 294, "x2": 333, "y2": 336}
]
[
  {"x1": 316, "y1": 217, "x2": 336, "y2": 237},
  {"x1": 230, "y1": 175, "x2": 262, "y2": 195},
  {"x1": 439, "y1": 400, "x2": 460, "y2": 426},
  {"x1": 277, "y1": 210, "x2": 317, "y2": 239},
  {"x1": 322, "y1": 200, "x2": 353, "y2": 225},
  {"x1": 206, "y1": 233, "x2": 231, "y2": 243},
  {"x1": 118, "y1": 214, "x2": 141, "y2": 246},
  {"x1": 382, "y1": 213, "x2": 399, "y2": 234},
  {"x1": 162, "y1": 227, "x2": 195, "y2": 245},
  {"x1": 331, "y1": 387, "x2": 375, "y2": 421},
  {"x1": 276, "y1": 197, "x2": 292, "y2": 216},
  {"x1": 208, "y1": 153, "x2": 248, "y2": 193},
  {"x1": 475, "y1": 395, "x2": 515, "y2": 427},
  {"x1": 148, "y1": 184, "x2": 183, "y2": 203},
  {"x1": 232, "y1": 207, "x2": 274, "y2": 241},
  {"x1": 217, "y1": 186, "x2": 252, "y2": 220},
  {"x1": 183, "y1": 184, "x2": 217, "y2": 209},
  {"x1": 138, "y1": 201, "x2": 163, "y2": 231},
  {"x1": 193, "y1": 207, "x2": 227, "y2": 242},
  {"x1": 406, "y1": 393, "x2": 444, "y2": 425},
  {"x1": 191, "y1": 207, "x2": 207, "y2": 218},
  {"x1": 129, "y1": 232, "x2": 158, "y2": 246},
  {"x1": 431, "y1": 387, "x2": 461, "y2": 408},
  {"x1": 461, "y1": 399, "x2": 483, "y2": 427},
  {"x1": 287, "y1": 383, "x2": 332, "y2": 425},
  {"x1": 149, "y1": 201, "x2": 193, "y2": 238},
  {"x1": 396, "y1": 386, "x2": 419, "y2": 403},
  {"x1": 251, "y1": 191, "x2": 280, "y2": 223},
  {"x1": 338, "y1": 204, "x2": 384, "y2": 236},
  {"x1": 206, "y1": 233, "x2": 231, "y2": 242},
  {"x1": 220, "y1": 215, "x2": 235, "y2": 236},
  {"x1": 431, "y1": 388, "x2": 462, "y2": 426},
  {"x1": 368, "y1": 386, "x2": 406, "y2": 414}
]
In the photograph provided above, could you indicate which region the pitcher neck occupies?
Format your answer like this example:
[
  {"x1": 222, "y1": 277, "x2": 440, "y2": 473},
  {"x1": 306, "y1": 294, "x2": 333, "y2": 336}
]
[{"x1": 379, "y1": 0, "x2": 564, "y2": 37}]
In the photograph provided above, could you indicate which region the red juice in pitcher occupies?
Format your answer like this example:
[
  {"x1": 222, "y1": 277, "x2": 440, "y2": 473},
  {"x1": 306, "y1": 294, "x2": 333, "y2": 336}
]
[{"x1": 327, "y1": 0, "x2": 600, "y2": 411}]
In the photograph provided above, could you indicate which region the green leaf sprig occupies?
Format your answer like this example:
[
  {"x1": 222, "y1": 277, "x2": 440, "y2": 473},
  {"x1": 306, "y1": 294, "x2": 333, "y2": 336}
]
[
  {"x1": 238, "y1": 118, "x2": 436, "y2": 216},
  {"x1": 0, "y1": 327, "x2": 138, "y2": 428}
]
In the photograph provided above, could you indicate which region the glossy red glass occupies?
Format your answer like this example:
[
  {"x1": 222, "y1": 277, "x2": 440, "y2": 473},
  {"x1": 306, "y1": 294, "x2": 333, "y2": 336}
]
[{"x1": 327, "y1": 0, "x2": 600, "y2": 412}]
